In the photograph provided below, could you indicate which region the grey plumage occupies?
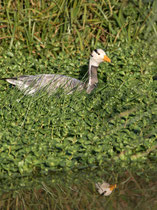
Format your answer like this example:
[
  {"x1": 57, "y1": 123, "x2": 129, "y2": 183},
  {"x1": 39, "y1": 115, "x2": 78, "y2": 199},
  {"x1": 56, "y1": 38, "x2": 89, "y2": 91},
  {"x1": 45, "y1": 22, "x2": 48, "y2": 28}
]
[
  {"x1": 3, "y1": 49, "x2": 111, "y2": 95},
  {"x1": 6, "y1": 74, "x2": 85, "y2": 95}
]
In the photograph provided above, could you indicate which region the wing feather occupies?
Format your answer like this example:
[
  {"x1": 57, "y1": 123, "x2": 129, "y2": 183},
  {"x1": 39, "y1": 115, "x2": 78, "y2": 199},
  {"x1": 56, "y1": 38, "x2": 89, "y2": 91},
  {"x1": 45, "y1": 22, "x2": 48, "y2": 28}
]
[{"x1": 5, "y1": 74, "x2": 84, "y2": 95}]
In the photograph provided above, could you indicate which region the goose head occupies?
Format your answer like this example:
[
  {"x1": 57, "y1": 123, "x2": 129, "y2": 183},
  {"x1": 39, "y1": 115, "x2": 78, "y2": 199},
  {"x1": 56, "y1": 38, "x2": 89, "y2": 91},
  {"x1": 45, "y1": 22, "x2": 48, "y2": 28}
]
[
  {"x1": 87, "y1": 49, "x2": 111, "y2": 93},
  {"x1": 89, "y1": 49, "x2": 111, "y2": 67}
]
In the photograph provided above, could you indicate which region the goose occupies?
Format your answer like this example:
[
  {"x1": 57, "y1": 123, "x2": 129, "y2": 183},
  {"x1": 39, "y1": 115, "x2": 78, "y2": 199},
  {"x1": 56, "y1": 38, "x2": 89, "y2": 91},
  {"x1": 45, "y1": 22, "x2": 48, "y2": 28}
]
[
  {"x1": 95, "y1": 181, "x2": 116, "y2": 196},
  {"x1": 3, "y1": 49, "x2": 111, "y2": 95}
]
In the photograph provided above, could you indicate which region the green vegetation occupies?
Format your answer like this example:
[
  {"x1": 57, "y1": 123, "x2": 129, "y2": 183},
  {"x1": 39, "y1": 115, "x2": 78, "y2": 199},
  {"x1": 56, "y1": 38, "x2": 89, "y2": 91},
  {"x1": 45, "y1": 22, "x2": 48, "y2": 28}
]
[
  {"x1": 0, "y1": 0, "x2": 157, "y2": 208},
  {"x1": 0, "y1": 41, "x2": 156, "y2": 178},
  {"x1": 0, "y1": 0, "x2": 157, "y2": 54}
]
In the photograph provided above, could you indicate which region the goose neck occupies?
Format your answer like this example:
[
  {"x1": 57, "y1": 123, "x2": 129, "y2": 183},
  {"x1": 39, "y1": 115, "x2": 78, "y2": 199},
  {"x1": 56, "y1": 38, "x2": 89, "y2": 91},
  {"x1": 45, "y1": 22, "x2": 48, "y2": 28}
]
[{"x1": 86, "y1": 63, "x2": 98, "y2": 94}]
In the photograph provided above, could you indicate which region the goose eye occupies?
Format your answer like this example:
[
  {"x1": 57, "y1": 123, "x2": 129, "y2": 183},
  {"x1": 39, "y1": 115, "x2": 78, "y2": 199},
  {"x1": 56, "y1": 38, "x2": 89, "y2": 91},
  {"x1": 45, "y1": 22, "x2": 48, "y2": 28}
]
[
  {"x1": 90, "y1": 54, "x2": 93, "y2": 57},
  {"x1": 94, "y1": 49, "x2": 100, "y2": 55}
]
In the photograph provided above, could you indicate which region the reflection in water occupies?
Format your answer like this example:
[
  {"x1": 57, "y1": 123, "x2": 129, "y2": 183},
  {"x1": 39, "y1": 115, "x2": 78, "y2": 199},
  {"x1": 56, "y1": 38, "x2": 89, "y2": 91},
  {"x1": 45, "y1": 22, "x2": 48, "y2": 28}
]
[{"x1": 0, "y1": 167, "x2": 157, "y2": 209}]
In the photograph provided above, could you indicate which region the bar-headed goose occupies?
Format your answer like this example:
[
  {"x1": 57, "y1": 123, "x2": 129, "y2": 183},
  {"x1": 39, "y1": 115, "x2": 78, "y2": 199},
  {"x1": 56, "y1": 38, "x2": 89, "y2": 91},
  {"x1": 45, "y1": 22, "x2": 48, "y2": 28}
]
[{"x1": 4, "y1": 49, "x2": 111, "y2": 95}]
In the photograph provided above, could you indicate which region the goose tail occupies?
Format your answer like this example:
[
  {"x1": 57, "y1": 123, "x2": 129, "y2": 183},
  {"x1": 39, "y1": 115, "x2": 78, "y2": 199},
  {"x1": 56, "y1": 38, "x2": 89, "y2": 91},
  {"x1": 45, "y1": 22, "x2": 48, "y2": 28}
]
[{"x1": 0, "y1": 77, "x2": 23, "y2": 86}]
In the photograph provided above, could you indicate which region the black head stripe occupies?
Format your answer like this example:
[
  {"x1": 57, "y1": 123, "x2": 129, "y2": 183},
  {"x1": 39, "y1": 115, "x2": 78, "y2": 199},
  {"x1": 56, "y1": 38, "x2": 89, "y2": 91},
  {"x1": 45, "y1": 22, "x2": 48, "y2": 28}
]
[
  {"x1": 90, "y1": 54, "x2": 93, "y2": 57},
  {"x1": 94, "y1": 49, "x2": 100, "y2": 55}
]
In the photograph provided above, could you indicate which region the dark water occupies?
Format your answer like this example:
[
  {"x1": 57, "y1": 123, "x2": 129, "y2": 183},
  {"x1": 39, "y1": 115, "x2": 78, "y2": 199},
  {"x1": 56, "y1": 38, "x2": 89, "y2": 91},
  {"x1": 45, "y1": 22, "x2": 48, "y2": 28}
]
[{"x1": 0, "y1": 166, "x2": 157, "y2": 209}]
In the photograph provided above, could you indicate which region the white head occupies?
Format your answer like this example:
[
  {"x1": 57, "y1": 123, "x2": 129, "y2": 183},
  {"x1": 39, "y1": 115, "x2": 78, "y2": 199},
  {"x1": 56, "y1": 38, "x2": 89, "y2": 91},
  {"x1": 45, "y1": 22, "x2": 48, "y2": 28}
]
[
  {"x1": 95, "y1": 182, "x2": 116, "y2": 196},
  {"x1": 89, "y1": 49, "x2": 111, "y2": 68}
]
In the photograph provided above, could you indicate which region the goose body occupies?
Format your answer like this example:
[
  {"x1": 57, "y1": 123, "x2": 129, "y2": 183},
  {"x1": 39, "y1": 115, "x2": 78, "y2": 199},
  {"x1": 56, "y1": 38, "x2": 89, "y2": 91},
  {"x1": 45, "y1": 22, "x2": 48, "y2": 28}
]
[
  {"x1": 6, "y1": 74, "x2": 85, "y2": 95},
  {"x1": 4, "y1": 49, "x2": 111, "y2": 95}
]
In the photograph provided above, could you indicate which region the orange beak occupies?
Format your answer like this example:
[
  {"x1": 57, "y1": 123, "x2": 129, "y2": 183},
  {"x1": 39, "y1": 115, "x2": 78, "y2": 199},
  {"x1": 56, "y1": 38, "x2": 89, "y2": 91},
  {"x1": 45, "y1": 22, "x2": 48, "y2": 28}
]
[
  {"x1": 109, "y1": 184, "x2": 117, "y2": 191},
  {"x1": 104, "y1": 55, "x2": 111, "y2": 63}
]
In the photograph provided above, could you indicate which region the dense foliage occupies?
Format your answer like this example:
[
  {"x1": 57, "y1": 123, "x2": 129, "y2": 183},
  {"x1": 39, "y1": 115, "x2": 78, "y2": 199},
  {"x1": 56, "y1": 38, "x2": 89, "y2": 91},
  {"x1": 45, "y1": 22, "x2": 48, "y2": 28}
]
[
  {"x1": 0, "y1": 0, "x2": 157, "y2": 54},
  {"x1": 0, "y1": 0, "x2": 156, "y2": 201},
  {"x1": 0, "y1": 40, "x2": 156, "y2": 180}
]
